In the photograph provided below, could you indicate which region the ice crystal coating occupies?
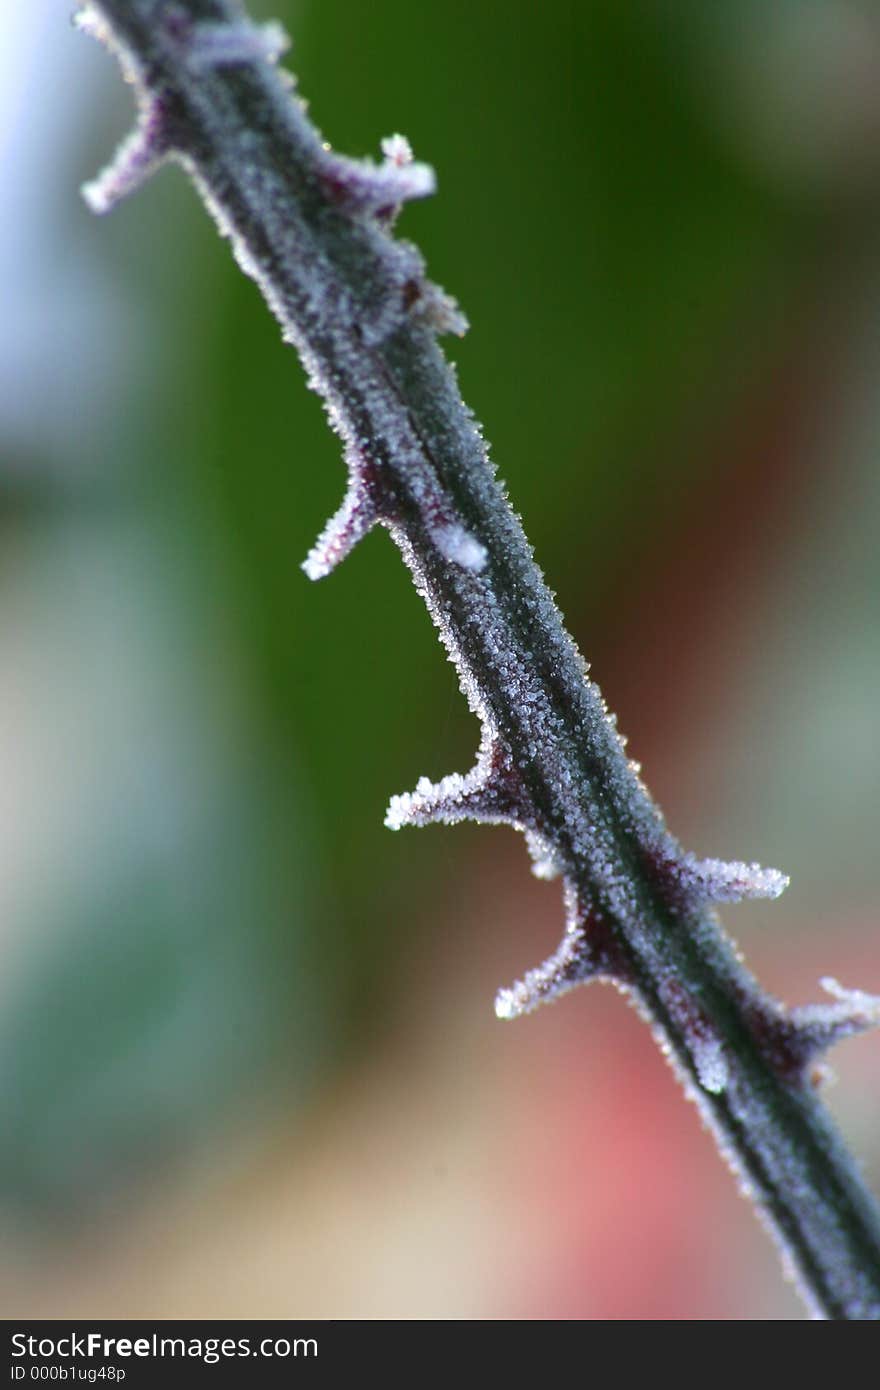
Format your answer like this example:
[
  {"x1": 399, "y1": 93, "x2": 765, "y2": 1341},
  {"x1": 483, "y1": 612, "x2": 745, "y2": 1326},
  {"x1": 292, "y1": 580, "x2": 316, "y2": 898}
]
[
  {"x1": 410, "y1": 283, "x2": 470, "y2": 337},
  {"x1": 679, "y1": 853, "x2": 790, "y2": 904},
  {"x1": 81, "y1": 100, "x2": 170, "y2": 214},
  {"x1": 496, "y1": 883, "x2": 623, "y2": 1019},
  {"x1": 495, "y1": 926, "x2": 592, "y2": 1019},
  {"x1": 431, "y1": 522, "x2": 487, "y2": 573},
  {"x1": 381, "y1": 133, "x2": 413, "y2": 165},
  {"x1": 316, "y1": 143, "x2": 436, "y2": 219},
  {"x1": 302, "y1": 479, "x2": 377, "y2": 581},
  {"x1": 692, "y1": 1032, "x2": 729, "y2": 1095},
  {"x1": 77, "y1": 5, "x2": 169, "y2": 215},
  {"x1": 523, "y1": 828, "x2": 564, "y2": 880},
  {"x1": 790, "y1": 977, "x2": 880, "y2": 1061},
  {"x1": 495, "y1": 949, "x2": 582, "y2": 1018},
  {"x1": 386, "y1": 733, "x2": 530, "y2": 830}
]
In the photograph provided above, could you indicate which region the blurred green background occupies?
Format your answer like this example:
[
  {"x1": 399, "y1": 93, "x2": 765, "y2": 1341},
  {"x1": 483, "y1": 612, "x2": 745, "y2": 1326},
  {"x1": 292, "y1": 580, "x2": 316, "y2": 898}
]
[{"x1": 1, "y1": 0, "x2": 879, "y2": 1318}]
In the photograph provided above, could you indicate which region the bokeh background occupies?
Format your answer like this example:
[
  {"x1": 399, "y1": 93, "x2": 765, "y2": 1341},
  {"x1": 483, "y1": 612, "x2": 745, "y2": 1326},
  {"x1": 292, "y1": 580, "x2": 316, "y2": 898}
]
[{"x1": 2, "y1": 0, "x2": 879, "y2": 1320}]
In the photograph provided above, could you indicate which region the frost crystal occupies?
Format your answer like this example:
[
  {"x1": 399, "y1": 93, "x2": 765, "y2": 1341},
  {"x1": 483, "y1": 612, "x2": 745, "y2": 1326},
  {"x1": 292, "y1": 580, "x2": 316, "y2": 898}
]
[
  {"x1": 523, "y1": 828, "x2": 563, "y2": 880},
  {"x1": 495, "y1": 929, "x2": 590, "y2": 1019},
  {"x1": 386, "y1": 734, "x2": 530, "y2": 830},
  {"x1": 692, "y1": 1033, "x2": 729, "y2": 1095},
  {"x1": 432, "y1": 523, "x2": 487, "y2": 573},
  {"x1": 678, "y1": 854, "x2": 789, "y2": 904},
  {"x1": 381, "y1": 134, "x2": 414, "y2": 166},
  {"x1": 496, "y1": 883, "x2": 620, "y2": 1018},
  {"x1": 74, "y1": 4, "x2": 109, "y2": 43}
]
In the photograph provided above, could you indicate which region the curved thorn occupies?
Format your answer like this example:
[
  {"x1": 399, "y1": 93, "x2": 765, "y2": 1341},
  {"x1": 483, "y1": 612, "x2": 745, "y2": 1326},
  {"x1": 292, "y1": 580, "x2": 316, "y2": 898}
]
[
  {"x1": 679, "y1": 853, "x2": 790, "y2": 905},
  {"x1": 496, "y1": 882, "x2": 627, "y2": 1019},
  {"x1": 791, "y1": 977, "x2": 880, "y2": 1059},
  {"x1": 81, "y1": 98, "x2": 170, "y2": 215},
  {"x1": 495, "y1": 928, "x2": 593, "y2": 1020},
  {"x1": 302, "y1": 483, "x2": 378, "y2": 581},
  {"x1": 317, "y1": 148, "x2": 436, "y2": 219},
  {"x1": 385, "y1": 734, "x2": 531, "y2": 831}
]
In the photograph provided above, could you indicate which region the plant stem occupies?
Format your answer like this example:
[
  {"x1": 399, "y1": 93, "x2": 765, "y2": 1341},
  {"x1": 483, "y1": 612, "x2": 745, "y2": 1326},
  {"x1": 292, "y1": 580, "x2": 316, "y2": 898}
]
[{"x1": 81, "y1": 0, "x2": 880, "y2": 1318}]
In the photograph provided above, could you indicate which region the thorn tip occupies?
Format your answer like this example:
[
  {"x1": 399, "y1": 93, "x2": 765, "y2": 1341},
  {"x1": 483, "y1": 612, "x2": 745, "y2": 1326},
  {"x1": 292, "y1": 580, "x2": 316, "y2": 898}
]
[
  {"x1": 302, "y1": 483, "x2": 377, "y2": 580},
  {"x1": 678, "y1": 853, "x2": 789, "y2": 905},
  {"x1": 385, "y1": 735, "x2": 532, "y2": 831}
]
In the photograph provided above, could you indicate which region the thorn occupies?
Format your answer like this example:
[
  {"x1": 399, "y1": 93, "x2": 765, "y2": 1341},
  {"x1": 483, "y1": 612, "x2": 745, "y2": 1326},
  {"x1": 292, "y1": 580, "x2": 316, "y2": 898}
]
[
  {"x1": 678, "y1": 853, "x2": 789, "y2": 905},
  {"x1": 385, "y1": 734, "x2": 530, "y2": 831},
  {"x1": 317, "y1": 141, "x2": 436, "y2": 220},
  {"x1": 790, "y1": 977, "x2": 880, "y2": 1059},
  {"x1": 81, "y1": 97, "x2": 170, "y2": 215},
  {"x1": 410, "y1": 282, "x2": 469, "y2": 338},
  {"x1": 77, "y1": 3, "x2": 171, "y2": 215},
  {"x1": 495, "y1": 929, "x2": 593, "y2": 1019},
  {"x1": 744, "y1": 977, "x2": 880, "y2": 1085},
  {"x1": 496, "y1": 882, "x2": 627, "y2": 1019},
  {"x1": 302, "y1": 483, "x2": 378, "y2": 581}
]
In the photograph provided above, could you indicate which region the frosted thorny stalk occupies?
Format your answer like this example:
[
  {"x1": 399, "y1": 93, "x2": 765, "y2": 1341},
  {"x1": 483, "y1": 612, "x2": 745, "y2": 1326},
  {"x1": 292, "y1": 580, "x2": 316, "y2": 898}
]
[{"x1": 78, "y1": 0, "x2": 880, "y2": 1318}]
